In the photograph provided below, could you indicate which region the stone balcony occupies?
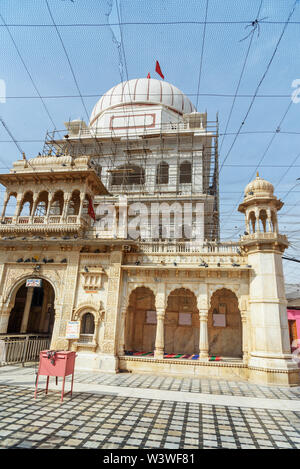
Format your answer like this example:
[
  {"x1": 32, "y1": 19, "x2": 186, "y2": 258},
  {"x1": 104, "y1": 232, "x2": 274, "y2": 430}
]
[
  {"x1": 240, "y1": 231, "x2": 288, "y2": 246},
  {"x1": 0, "y1": 214, "x2": 90, "y2": 235}
]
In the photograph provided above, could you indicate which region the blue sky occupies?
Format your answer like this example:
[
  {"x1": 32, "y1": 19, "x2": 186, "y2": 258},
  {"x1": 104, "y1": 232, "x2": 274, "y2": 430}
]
[{"x1": 0, "y1": 0, "x2": 300, "y2": 282}]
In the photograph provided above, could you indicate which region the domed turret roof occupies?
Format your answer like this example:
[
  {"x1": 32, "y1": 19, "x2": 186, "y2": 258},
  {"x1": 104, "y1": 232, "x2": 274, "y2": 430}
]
[
  {"x1": 244, "y1": 173, "x2": 274, "y2": 198},
  {"x1": 89, "y1": 78, "x2": 196, "y2": 127}
]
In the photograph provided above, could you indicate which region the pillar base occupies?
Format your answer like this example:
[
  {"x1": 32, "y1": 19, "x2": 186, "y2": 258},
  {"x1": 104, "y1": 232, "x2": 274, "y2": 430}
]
[
  {"x1": 154, "y1": 348, "x2": 164, "y2": 360},
  {"x1": 199, "y1": 352, "x2": 209, "y2": 361},
  {"x1": 75, "y1": 352, "x2": 119, "y2": 373},
  {"x1": 248, "y1": 353, "x2": 300, "y2": 385}
]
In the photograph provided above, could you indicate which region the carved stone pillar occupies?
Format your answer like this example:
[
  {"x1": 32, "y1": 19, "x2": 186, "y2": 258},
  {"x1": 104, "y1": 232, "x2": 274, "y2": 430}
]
[
  {"x1": 199, "y1": 310, "x2": 209, "y2": 360},
  {"x1": 241, "y1": 316, "x2": 249, "y2": 363},
  {"x1": 46, "y1": 192, "x2": 53, "y2": 221},
  {"x1": 255, "y1": 208, "x2": 260, "y2": 232},
  {"x1": 13, "y1": 194, "x2": 23, "y2": 223},
  {"x1": 0, "y1": 305, "x2": 13, "y2": 333},
  {"x1": 266, "y1": 208, "x2": 272, "y2": 233},
  {"x1": 93, "y1": 317, "x2": 100, "y2": 346},
  {"x1": 62, "y1": 193, "x2": 71, "y2": 221},
  {"x1": 126, "y1": 305, "x2": 134, "y2": 351},
  {"x1": 154, "y1": 307, "x2": 165, "y2": 359},
  {"x1": 118, "y1": 305, "x2": 127, "y2": 356},
  {"x1": 1, "y1": 193, "x2": 9, "y2": 219},
  {"x1": 30, "y1": 193, "x2": 39, "y2": 221},
  {"x1": 20, "y1": 287, "x2": 34, "y2": 333},
  {"x1": 39, "y1": 283, "x2": 49, "y2": 332},
  {"x1": 50, "y1": 303, "x2": 63, "y2": 349},
  {"x1": 100, "y1": 248, "x2": 123, "y2": 372},
  {"x1": 77, "y1": 192, "x2": 86, "y2": 220},
  {"x1": 197, "y1": 284, "x2": 209, "y2": 360}
]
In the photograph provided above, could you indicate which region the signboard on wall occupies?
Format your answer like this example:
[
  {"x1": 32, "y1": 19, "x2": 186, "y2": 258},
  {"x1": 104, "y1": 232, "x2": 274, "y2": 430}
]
[
  {"x1": 26, "y1": 278, "x2": 42, "y2": 288},
  {"x1": 179, "y1": 313, "x2": 192, "y2": 326},
  {"x1": 66, "y1": 321, "x2": 80, "y2": 339},
  {"x1": 213, "y1": 314, "x2": 226, "y2": 327},
  {"x1": 146, "y1": 311, "x2": 157, "y2": 324}
]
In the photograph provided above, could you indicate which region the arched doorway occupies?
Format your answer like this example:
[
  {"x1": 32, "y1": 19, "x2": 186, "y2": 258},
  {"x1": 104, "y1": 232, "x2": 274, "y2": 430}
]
[
  {"x1": 7, "y1": 278, "x2": 55, "y2": 336},
  {"x1": 208, "y1": 288, "x2": 242, "y2": 358},
  {"x1": 125, "y1": 287, "x2": 156, "y2": 353},
  {"x1": 165, "y1": 288, "x2": 199, "y2": 355}
]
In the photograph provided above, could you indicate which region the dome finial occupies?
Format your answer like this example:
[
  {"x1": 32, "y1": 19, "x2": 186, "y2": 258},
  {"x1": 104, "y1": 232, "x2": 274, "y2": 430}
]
[{"x1": 256, "y1": 171, "x2": 259, "y2": 178}]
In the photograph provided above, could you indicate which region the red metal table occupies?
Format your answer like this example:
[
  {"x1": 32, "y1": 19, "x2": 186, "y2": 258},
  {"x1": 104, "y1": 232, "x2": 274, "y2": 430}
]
[{"x1": 34, "y1": 350, "x2": 76, "y2": 402}]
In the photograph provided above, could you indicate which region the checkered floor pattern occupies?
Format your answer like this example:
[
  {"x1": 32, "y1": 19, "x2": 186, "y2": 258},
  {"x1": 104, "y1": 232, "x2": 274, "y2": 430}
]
[
  {"x1": 72, "y1": 370, "x2": 300, "y2": 400},
  {"x1": 0, "y1": 385, "x2": 300, "y2": 449},
  {"x1": 0, "y1": 366, "x2": 300, "y2": 448}
]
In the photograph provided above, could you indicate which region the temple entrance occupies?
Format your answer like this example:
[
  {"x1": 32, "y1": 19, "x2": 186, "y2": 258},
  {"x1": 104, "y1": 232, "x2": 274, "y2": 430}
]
[
  {"x1": 164, "y1": 288, "x2": 199, "y2": 355},
  {"x1": 208, "y1": 288, "x2": 242, "y2": 358},
  {"x1": 7, "y1": 279, "x2": 55, "y2": 336},
  {"x1": 125, "y1": 287, "x2": 156, "y2": 353}
]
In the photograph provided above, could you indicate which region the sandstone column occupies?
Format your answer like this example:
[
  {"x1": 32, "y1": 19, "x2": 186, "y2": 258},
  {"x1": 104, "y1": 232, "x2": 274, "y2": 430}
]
[
  {"x1": 50, "y1": 249, "x2": 80, "y2": 350},
  {"x1": 100, "y1": 248, "x2": 123, "y2": 372},
  {"x1": 1, "y1": 193, "x2": 9, "y2": 219},
  {"x1": 199, "y1": 310, "x2": 209, "y2": 360},
  {"x1": 39, "y1": 283, "x2": 49, "y2": 332},
  {"x1": 154, "y1": 307, "x2": 165, "y2": 359},
  {"x1": 20, "y1": 287, "x2": 34, "y2": 333},
  {"x1": 241, "y1": 316, "x2": 249, "y2": 363},
  {"x1": 0, "y1": 305, "x2": 13, "y2": 333},
  {"x1": 118, "y1": 305, "x2": 127, "y2": 356}
]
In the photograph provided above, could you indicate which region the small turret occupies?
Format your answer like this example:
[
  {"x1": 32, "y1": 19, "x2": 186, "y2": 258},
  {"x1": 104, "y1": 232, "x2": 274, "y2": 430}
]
[{"x1": 238, "y1": 173, "x2": 288, "y2": 252}]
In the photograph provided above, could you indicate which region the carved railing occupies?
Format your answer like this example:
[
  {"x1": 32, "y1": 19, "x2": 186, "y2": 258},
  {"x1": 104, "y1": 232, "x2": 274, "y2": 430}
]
[
  {"x1": 0, "y1": 214, "x2": 89, "y2": 227},
  {"x1": 138, "y1": 241, "x2": 241, "y2": 254},
  {"x1": 240, "y1": 232, "x2": 288, "y2": 243}
]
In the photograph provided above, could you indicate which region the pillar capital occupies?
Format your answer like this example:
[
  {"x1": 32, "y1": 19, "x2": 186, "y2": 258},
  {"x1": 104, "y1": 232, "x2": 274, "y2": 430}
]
[
  {"x1": 199, "y1": 309, "x2": 208, "y2": 319},
  {"x1": 156, "y1": 307, "x2": 165, "y2": 319}
]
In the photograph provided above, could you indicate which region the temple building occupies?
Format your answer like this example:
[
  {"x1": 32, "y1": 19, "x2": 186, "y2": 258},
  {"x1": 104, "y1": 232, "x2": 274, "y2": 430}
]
[{"x1": 0, "y1": 78, "x2": 298, "y2": 385}]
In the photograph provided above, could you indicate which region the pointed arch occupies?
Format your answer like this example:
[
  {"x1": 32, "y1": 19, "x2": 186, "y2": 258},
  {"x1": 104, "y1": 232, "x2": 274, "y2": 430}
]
[
  {"x1": 19, "y1": 191, "x2": 34, "y2": 216},
  {"x1": 124, "y1": 286, "x2": 156, "y2": 353},
  {"x1": 208, "y1": 288, "x2": 242, "y2": 358},
  {"x1": 165, "y1": 287, "x2": 199, "y2": 355}
]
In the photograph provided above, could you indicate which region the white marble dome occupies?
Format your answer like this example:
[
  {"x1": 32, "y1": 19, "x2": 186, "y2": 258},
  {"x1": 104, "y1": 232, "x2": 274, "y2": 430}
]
[{"x1": 89, "y1": 78, "x2": 196, "y2": 127}]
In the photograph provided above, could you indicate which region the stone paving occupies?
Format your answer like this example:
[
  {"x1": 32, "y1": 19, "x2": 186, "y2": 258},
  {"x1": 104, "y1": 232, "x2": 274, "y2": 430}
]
[
  {"x1": 72, "y1": 370, "x2": 300, "y2": 400},
  {"x1": 4, "y1": 364, "x2": 300, "y2": 400},
  {"x1": 0, "y1": 365, "x2": 300, "y2": 449}
]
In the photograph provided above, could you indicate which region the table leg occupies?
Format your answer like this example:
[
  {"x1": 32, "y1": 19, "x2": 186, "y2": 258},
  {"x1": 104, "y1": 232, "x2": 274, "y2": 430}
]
[
  {"x1": 45, "y1": 376, "x2": 49, "y2": 395},
  {"x1": 71, "y1": 373, "x2": 74, "y2": 397},
  {"x1": 34, "y1": 373, "x2": 39, "y2": 399},
  {"x1": 61, "y1": 376, "x2": 66, "y2": 402}
]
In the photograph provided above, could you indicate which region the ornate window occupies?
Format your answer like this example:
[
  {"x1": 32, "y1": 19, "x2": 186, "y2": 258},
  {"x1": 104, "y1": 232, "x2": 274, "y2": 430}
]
[{"x1": 79, "y1": 312, "x2": 95, "y2": 343}]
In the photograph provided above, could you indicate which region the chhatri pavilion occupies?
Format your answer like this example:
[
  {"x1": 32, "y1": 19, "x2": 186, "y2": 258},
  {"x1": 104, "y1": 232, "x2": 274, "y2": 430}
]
[{"x1": 0, "y1": 78, "x2": 298, "y2": 386}]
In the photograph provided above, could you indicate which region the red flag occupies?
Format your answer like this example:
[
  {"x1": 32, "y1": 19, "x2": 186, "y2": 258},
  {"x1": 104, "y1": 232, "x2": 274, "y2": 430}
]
[
  {"x1": 147, "y1": 72, "x2": 151, "y2": 78},
  {"x1": 155, "y1": 60, "x2": 164, "y2": 80},
  {"x1": 88, "y1": 198, "x2": 96, "y2": 221}
]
